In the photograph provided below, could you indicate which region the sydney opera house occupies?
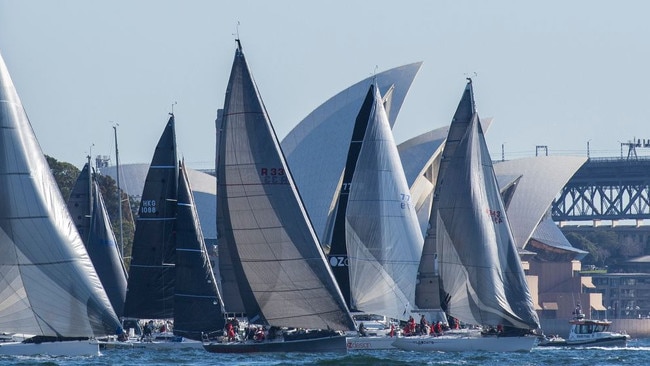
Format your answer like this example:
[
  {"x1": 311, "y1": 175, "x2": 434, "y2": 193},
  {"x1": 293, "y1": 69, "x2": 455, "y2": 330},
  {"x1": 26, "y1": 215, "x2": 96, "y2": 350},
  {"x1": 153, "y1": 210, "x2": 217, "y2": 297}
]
[{"x1": 101, "y1": 61, "x2": 609, "y2": 335}]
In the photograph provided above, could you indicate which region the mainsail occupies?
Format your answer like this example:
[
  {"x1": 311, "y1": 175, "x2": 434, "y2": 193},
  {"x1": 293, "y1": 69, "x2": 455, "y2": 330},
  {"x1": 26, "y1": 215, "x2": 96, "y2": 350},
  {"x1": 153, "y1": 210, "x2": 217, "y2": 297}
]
[
  {"x1": 124, "y1": 115, "x2": 178, "y2": 319},
  {"x1": 329, "y1": 84, "x2": 423, "y2": 321},
  {"x1": 0, "y1": 50, "x2": 120, "y2": 337},
  {"x1": 174, "y1": 162, "x2": 225, "y2": 340},
  {"x1": 67, "y1": 161, "x2": 129, "y2": 317},
  {"x1": 423, "y1": 79, "x2": 540, "y2": 330},
  {"x1": 216, "y1": 42, "x2": 355, "y2": 331}
]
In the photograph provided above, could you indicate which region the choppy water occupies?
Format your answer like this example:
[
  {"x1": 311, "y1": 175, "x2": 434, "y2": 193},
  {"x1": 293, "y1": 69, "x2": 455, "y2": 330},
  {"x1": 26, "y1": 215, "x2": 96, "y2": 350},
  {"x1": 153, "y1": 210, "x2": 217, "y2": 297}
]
[{"x1": 2, "y1": 338, "x2": 650, "y2": 366}]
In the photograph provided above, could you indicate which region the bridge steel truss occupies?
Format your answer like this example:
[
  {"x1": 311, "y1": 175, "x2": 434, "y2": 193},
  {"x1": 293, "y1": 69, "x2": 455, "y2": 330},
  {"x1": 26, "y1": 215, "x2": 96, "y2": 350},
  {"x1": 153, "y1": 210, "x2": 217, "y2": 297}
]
[{"x1": 552, "y1": 158, "x2": 650, "y2": 222}]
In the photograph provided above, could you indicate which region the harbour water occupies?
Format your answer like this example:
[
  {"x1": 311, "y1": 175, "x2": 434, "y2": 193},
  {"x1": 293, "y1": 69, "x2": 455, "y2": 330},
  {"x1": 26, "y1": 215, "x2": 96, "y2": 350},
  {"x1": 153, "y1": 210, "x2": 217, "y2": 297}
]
[{"x1": 1, "y1": 338, "x2": 649, "y2": 366}]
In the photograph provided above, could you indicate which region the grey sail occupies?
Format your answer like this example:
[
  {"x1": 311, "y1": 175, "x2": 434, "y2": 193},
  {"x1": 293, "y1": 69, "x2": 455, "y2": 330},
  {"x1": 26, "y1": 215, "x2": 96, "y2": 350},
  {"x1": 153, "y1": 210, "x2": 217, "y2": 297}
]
[
  {"x1": 329, "y1": 84, "x2": 423, "y2": 321},
  {"x1": 215, "y1": 108, "x2": 246, "y2": 314},
  {"x1": 431, "y1": 79, "x2": 540, "y2": 330},
  {"x1": 68, "y1": 162, "x2": 129, "y2": 318},
  {"x1": 174, "y1": 162, "x2": 225, "y2": 340},
  {"x1": 216, "y1": 43, "x2": 355, "y2": 331},
  {"x1": 415, "y1": 81, "x2": 474, "y2": 312},
  {"x1": 124, "y1": 115, "x2": 178, "y2": 319},
  {"x1": 0, "y1": 50, "x2": 120, "y2": 337}
]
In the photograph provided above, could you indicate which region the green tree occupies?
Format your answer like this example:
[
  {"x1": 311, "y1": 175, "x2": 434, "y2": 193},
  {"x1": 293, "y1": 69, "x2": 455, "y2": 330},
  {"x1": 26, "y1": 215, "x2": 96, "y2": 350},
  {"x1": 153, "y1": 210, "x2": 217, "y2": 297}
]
[
  {"x1": 564, "y1": 228, "x2": 645, "y2": 268},
  {"x1": 45, "y1": 155, "x2": 80, "y2": 200},
  {"x1": 95, "y1": 173, "x2": 135, "y2": 269}
]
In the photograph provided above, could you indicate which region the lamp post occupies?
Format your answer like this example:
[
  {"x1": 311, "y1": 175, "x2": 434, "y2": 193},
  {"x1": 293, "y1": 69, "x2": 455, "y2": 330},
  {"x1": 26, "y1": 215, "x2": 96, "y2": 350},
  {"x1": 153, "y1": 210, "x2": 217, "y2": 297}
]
[{"x1": 587, "y1": 139, "x2": 591, "y2": 159}]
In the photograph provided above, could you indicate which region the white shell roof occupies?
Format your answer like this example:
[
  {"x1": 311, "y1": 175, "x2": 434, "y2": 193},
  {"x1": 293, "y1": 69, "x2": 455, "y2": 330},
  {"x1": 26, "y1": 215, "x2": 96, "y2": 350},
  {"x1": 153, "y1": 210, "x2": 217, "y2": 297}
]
[
  {"x1": 494, "y1": 156, "x2": 587, "y2": 249},
  {"x1": 281, "y1": 62, "x2": 423, "y2": 241}
]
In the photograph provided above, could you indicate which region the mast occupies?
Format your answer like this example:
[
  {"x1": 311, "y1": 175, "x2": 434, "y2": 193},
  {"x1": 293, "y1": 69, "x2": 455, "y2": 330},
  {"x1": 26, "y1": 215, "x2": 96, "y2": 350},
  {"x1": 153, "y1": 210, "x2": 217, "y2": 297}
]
[
  {"x1": 87, "y1": 154, "x2": 93, "y2": 219},
  {"x1": 113, "y1": 124, "x2": 124, "y2": 257}
]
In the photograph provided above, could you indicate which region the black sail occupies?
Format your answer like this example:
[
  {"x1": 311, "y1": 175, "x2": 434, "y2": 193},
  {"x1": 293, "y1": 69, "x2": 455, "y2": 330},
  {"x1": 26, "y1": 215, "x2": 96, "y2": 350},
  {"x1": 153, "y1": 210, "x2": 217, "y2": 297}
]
[
  {"x1": 174, "y1": 162, "x2": 225, "y2": 340},
  {"x1": 124, "y1": 115, "x2": 178, "y2": 319},
  {"x1": 67, "y1": 162, "x2": 128, "y2": 317}
]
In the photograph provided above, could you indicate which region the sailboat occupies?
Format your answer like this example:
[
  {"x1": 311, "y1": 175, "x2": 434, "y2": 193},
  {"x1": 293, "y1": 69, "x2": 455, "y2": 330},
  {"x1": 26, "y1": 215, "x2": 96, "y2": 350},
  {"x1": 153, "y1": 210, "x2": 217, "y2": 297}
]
[
  {"x1": 392, "y1": 79, "x2": 541, "y2": 352},
  {"x1": 118, "y1": 114, "x2": 202, "y2": 349},
  {"x1": 324, "y1": 84, "x2": 423, "y2": 350},
  {"x1": 67, "y1": 158, "x2": 129, "y2": 318},
  {"x1": 0, "y1": 51, "x2": 121, "y2": 356},
  {"x1": 203, "y1": 41, "x2": 356, "y2": 353}
]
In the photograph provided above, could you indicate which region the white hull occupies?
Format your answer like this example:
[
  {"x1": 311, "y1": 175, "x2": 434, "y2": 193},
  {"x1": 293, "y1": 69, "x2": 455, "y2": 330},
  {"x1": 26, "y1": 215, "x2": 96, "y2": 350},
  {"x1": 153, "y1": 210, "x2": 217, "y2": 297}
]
[
  {"x1": 346, "y1": 335, "x2": 397, "y2": 350},
  {"x1": 0, "y1": 340, "x2": 99, "y2": 356},
  {"x1": 392, "y1": 334, "x2": 538, "y2": 352},
  {"x1": 99, "y1": 339, "x2": 203, "y2": 349}
]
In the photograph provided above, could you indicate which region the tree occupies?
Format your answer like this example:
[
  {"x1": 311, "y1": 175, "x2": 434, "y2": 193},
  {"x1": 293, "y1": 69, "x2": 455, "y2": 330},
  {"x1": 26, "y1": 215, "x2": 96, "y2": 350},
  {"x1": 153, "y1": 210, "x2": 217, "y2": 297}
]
[
  {"x1": 564, "y1": 228, "x2": 645, "y2": 268},
  {"x1": 45, "y1": 155, "x2": 80, "y2": 200},
  {"x1": 95, "y1": 173, "x2": 135, "y2": 268}
]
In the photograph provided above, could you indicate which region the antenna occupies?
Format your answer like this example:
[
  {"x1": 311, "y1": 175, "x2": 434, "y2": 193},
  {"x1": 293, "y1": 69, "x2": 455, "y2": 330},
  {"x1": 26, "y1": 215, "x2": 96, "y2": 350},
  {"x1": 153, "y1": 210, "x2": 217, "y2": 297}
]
[
  {"x1": 170, "y1": 101, "x2": 177, "y2": 116},
  {"x1": 464, "y1": 72, "x2": 478, "y2": 83},
  {"x1": 234, "y1": 21, "x2": 242, "y2": 50},
  {"x1": 87, "y1": 143, "x2": 95, "y2": 161}
]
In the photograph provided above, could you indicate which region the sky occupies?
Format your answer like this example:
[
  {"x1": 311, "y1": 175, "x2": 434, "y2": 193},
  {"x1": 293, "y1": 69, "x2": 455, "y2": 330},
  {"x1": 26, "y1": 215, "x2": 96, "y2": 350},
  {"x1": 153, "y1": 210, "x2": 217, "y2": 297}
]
[{"x1": 1, "y1": 1, "x2": 649, "y2": 170}]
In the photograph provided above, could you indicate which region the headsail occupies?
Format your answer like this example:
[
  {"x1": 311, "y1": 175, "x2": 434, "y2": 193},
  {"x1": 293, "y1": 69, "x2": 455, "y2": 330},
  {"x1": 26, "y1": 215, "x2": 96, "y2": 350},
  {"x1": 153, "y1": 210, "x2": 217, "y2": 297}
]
[
  {"x1": 174, "y1": 162, "x2": 225, "y2": 340},
  {"x1": 215, "y1": 108, "x2": 247, "y2": 315},
  {"x1": 415, "y1": 80, "x2": 474, "y2": 312},
  {"x1": 329, "y1": 84, "x2": 423, "y2": 321},
  {"x1": 68, "y1": 162, "x2": 128, "y2": 317},
  {"x1": 124, "y1": 115, "x2": 178, "y2": 319},
  {"x1": 216, "y1": 43, "x2": 355, "y2": 331},
  {"x1": 0, "y1": 50, "x2": 119, "y2": 337}
]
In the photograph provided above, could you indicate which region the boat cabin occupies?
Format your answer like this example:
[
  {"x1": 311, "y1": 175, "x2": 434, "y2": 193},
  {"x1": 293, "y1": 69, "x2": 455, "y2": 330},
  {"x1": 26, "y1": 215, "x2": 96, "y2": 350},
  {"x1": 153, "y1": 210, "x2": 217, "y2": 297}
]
[{"x1": 569, "y1": 319, "x2": 611, "y2": 335}]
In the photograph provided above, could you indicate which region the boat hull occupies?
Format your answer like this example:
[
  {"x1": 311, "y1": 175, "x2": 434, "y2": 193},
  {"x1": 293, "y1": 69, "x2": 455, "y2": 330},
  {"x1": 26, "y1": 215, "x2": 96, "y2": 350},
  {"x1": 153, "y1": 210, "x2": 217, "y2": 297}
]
[
  {"x1": 392, "y1": 334, "x2": 538, "y2": 352},
  {"x1": 99, "y1": 339, "x2": 203, "y2": 350},
  {"x1": 0, "y1": 340, "x2": 99, "y2": 356},
  {"x1": 203, "y1": 335, "x2": 347, "y2": 353},
  {"x1": 538, "y1": 335, "x2": 629, "y2": 348},
  {"x1": 346, "y1": 335, "x2": 397, "y2": 350}
]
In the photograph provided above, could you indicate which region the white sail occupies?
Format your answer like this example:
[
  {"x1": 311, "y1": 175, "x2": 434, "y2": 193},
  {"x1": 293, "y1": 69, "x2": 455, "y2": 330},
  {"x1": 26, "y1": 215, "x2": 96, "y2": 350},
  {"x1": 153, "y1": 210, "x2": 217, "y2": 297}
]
[
  {"x1": 216, "y1": 43, "x2": 355, "y2": 331},
  {"x1": 0, "y1": 50, "x2": 120, "y2": 337},
  {"x1": 345, "y1": 85, "x2": 423, "y2": 321}
]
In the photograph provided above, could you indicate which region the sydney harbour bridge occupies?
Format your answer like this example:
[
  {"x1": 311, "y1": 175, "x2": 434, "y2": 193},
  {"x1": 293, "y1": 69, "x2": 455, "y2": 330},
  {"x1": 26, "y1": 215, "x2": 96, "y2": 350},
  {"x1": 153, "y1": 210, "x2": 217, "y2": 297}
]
[{"x1": 551, "y1": 141, "x2": 650, "y2": 224}]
